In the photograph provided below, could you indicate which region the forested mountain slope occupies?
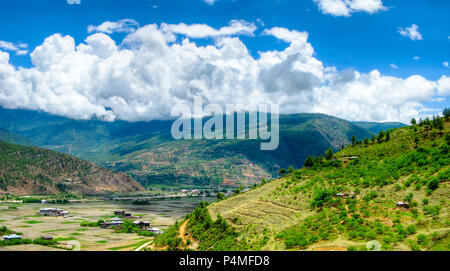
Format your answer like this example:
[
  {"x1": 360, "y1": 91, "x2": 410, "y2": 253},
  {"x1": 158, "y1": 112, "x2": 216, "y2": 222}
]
[
  {"x1": 0, "y1": 140, "x2": 144, "y2": 195},
  {"x1": 154, "y1": 115, "x2": 449, "y2": 251}
]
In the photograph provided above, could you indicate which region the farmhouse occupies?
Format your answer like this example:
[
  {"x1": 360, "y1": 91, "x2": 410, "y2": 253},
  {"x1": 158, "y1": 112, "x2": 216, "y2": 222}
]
[
  {"x1": 114, "y1": 211, "x2": 132, "y2": 217},
  {"x1": 191, "y1": 190, "x2": 200, "y2": 196},
  {"x1": 3, "y1": 234, "x2": 22, "y2": 241},
  {"x1": 335, "y1": 192, "x2": 356, "y2": 199},
  {"x1": 39, "y1": 208, "x2": 68, "y2": 217},
  {"x1": 133, "y1": 221, "x2": 150, "y2": 230},
  {"x1": 60, "y1": 211, "x2": 69, "y2": 216},
  {"x1": 148, "y1": 227, "x2": 163, "y2": 234},
  {"x1": 40, "y1": 235, "x2": 53, "y2": 240},
  {"x1": 396, "y1": 202, "x2": 410, "y2": 208},
  {"x1": 100, "y1": 218, "x2": 124, "y2": 229}
]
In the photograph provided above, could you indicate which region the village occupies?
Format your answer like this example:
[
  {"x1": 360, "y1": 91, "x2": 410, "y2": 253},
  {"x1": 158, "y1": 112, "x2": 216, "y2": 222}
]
[{"x1": 0, "y1": 193, "x2": 213, "y2": 251}]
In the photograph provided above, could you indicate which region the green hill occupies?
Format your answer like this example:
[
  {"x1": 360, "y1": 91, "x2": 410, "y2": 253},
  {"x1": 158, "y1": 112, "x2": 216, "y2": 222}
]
[
  {"x1": 0, "y1": 128, "x2": 31, "y2": 146},
  {"x1": 153, "y1": 115, "x2": 449, "y2": 251},
  {"x1": 0, "y1": 140, "x2": 144, "y2": 195}
]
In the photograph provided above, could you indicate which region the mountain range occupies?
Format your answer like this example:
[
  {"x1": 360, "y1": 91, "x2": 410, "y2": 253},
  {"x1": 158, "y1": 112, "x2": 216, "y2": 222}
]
[{"x1": 0, "y1": 107, "x2": 406, "y2": 188}]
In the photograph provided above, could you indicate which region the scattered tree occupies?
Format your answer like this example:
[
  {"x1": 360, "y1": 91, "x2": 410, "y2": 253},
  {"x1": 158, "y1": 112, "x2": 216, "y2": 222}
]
[
  {"x1": 288, "y1": 165, "x2": 294, "y2": 174},
  {"x1": 444, "y1": 108, "x2": 450, "y2": 120},
  {"x1": 325, "y1": 148, "x2": 334, "y2": 160},
  {"x1": 377, "y1": 130, "x2": 385, "y2": 143},
  {"x1": 216, "y1": 192, "x2": 225, "y2": 201},
  {"x1": 304, "y1": 156, "x2": 315, "y2": 168}
]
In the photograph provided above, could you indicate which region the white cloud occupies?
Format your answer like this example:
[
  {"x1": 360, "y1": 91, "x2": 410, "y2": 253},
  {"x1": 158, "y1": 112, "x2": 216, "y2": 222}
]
[
  {"x1": 313, "y1": 0, "x2": 387, "y2": 17},
  {"x1": 204, "y1": 0, "x2": 216, "y2": 5},
  {"x1": 16, "y1": 50, "x2": 29, "y2": 55},
  {"x1": 413, "y1": 56, "x2": 420, "y2": 61},
  {"x1": 443, "y1": 61, "x2": 449, "y2": 68},
  {"x1": 0, "y1": 22, "x2": 446, "y2": 123},
  {"x1": 161, "y1": 20, "x2": 257, "y2": 39},
  {"x1": 87, "y1": 19, "x2": 139, "y2": 34},
  {"x1": 67, "y1": 0, "x2": 81, "y2": 4},
  {"x1": 390, "y1": 64, "x2": 398, "y2": 69},
  {"x1": 0, "y1": 40, "x2": 29, "y2": 55},
  {"x1": 0, "y1": 50, "x2": 9, "y2": 64},
  {"x1": 0, "y1": 41, "x2": 19, "y2": 51},
  {"x1": 437, "y1": 76, "x2": 450, "y2": 96},
  {"x1": 398, "y1": 24, "x2": 423, "y2": 41}
]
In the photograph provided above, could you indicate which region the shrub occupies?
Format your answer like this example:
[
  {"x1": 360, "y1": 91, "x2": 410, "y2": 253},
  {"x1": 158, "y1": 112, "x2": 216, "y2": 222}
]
[
  {"x1": 423, "y1": 205, "x2": 441, "y2": 216},
  {"x1": 427, "y1": 178, "x2": 439, "y2": 191}
]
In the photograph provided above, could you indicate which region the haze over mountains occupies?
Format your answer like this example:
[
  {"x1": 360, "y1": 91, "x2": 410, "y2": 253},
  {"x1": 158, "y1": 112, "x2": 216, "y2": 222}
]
[{"x1": 0, "y1": 107, "x2": 406, "y2": 188}]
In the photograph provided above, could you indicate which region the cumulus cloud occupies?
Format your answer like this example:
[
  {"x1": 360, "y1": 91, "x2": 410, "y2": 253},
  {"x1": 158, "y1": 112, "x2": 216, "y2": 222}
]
[
  {"x1": 443, "y1": 61, "x2": 449, "y2": 68},
  {"x1": 437, "y1": 76, "x2": 450, "y2": 96},
  {"x1": 87, "y1": 19, "x2": 139, "y2": 34},
  {"x1": 313, "y1": 0, "x2": 387, "y2": 17},
  {"x1": 0, "y1": 22, "x2": 446, "y2": 123},
  {"x1": 67, "y1": 0, "x2": 81, "y2": 4},
  {"x1": 398, "y1": 24, "x2": 423, "y2": 41},
  {"x1": 0, "y1": 41, "x2": 29, "y2": 55},
  {"x1": 0, "y1": 50, "x2": 9, "y2": 64},
  {"x1": 204, "y1": 0, "x2": 216, "y2": 5}
]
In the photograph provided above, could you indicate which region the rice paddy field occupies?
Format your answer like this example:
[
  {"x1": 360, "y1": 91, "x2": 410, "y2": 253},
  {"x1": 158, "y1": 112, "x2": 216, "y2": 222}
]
[{"x1": 0, "y1": 196, "x2": 215, "y2": 251}]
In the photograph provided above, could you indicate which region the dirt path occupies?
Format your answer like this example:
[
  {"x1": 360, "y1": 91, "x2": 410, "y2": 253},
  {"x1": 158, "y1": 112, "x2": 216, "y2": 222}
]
[
  {"x1": 135, "y1": 240, "x2": 153, "y2": 251},
  {"x1": 179, "y1": 219, "x2": 189, "y2": 244}
]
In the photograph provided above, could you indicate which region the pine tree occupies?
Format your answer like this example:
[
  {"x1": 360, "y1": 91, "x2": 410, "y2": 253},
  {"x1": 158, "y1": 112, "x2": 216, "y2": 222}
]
[
  {"x1": 444, "y1": 108, "x2": 450, "y2": 120},
  {"x1": 377, "y1": 130, "x2": 385, "y2": 143},
  {"x1": 304, "y1": 156, "x2": 315, "y2": 168},
  {"x1": 325, "y1": 148, "x2": 333, "y2": 160}
]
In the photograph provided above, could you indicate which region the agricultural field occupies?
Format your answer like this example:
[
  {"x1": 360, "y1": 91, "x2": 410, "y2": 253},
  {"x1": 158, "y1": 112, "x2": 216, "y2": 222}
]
[{"x1": 0, "y1": 196, "x2": 214, "y2": 251}]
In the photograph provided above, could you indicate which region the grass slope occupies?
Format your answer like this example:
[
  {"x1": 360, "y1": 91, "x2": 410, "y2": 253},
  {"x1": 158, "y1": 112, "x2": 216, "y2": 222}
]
[{"x1": 155, "y1": 117, "x2": 449, "y2": 251}]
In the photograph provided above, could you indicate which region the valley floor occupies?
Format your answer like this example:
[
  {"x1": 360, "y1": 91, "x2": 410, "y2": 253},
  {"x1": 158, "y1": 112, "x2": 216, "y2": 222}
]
[{"x1": 0, "y1": 197, "x2": 213, "y2": 251}]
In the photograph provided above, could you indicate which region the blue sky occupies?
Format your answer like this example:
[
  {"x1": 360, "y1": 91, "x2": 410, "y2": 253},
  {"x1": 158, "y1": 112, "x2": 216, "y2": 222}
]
[
  {"x1": 0, "y1": 0, "x2": 448, "y2": 122},
  {"x1": 2, "y1": 0, "x2": 449, "y2": 78}
]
